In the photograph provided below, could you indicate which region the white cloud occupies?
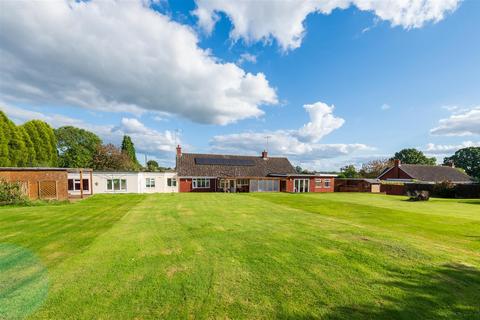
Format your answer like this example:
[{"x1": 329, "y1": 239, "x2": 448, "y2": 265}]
[
  {"x1": 210, "y1": 101, "x2": 372, "y2": 169},
  {"x1": 430, "y1": 106, "x2": 480, "y2": 136},
  {"x1": 194, "y1": 0, "x2": 460, "y2": 51},
  {"x1": 0, "y1": 0, "x2": 277, "y2": 125},
  {"x1": 1, "y1": 104, "x2": 177, "y2": 161},
  {"x1": 296, "y1": 102, "x2": 344, "y2": 143},
  {"x1": 425, "y1": 141, "x2": 480, "y2": 155},
  {"x1": 237, "y1": 53, "x2": 257, "y2": 65}
]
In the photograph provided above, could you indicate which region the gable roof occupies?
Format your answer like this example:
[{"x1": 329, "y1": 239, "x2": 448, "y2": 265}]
[
  {"x1": 380, "y1": 164, "x2": 472, "y2": 182},
  {"x1": 176, "y1": 153, "x2": 296, "y2": 177}
]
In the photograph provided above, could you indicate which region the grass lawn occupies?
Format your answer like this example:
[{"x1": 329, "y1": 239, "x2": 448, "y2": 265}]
[{"x1": 1, "y1": 193, "x2": 479, "y2": 319}]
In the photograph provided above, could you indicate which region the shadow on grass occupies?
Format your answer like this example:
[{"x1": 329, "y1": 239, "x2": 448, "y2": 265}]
[
  {"x1": 461, "y1": 201, "x2": 480, "y2": 205},
  {"x1": 277, "y1": 263, "x2": 480, "y2": 320}
]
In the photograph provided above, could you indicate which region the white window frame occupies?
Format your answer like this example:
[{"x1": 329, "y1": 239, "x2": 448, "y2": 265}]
[
  {"x1": 107, "y1": 178, "x2": 127, "y2": 191},
  {"x1": 192, "y1": 178, "x2": 210, "y2": 189},
  {"x1": 315, "y1": 178, "x2": 322, "y2": 188},
  {"x1": 146, "y1": 177, "x2": 156, "y2": 188},
  {"x1": 167, "y1": 178, "x2": 177, "y2": 187},
  {"x1": 324, "y1": 179, "x2": 331, "y2": 188},
  {"x1": 68, "y1": 178, "x2": 82, "y2": 191}
]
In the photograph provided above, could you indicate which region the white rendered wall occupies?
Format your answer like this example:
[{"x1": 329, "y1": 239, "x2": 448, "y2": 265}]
[
  {"x1": 67, "y1": 172, "x2": 92, "y2": 196},
  {"x1": 92, "y1": 172, "x2": 178, "y2": 194}
]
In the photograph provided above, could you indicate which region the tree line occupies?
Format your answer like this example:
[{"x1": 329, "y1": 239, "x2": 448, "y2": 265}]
[{"x1": 0, "y1": 110, "x2": 169, "y2": 171}]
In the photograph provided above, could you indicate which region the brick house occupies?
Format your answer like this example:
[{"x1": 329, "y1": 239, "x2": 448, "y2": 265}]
[
  {"x1": 378, "y1": 160, "x2": 472, "y2": 183},
  {"x1": 0, "y1": 167, "x2": 69, "y2": 200},
  {"x1": 175, "y1": 146, "x2": 336, "y2": 193}
]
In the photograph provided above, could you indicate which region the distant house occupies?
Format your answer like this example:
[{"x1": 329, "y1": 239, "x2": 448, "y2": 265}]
[
  {"x1": 175, "y1": 145, "x2": 336, "y2": 193},
  {"x1": 378, "y1": 160, "x2": 472, "y2": 183}
]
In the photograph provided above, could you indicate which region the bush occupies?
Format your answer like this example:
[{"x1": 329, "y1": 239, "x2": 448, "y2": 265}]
[
  {"x1": 0, "y1": 180, "x2": 28, "y2": 205},
  {"x1": 407, "y1": 190, "x2": 430, "y2": 201},
  {"x1": 433, "y1": 181, "x2": 456, "y2": 198}
]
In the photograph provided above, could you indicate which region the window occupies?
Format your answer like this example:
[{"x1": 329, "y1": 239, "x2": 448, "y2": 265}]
[
  {"x1": 315, "y1": 178, "x2": 322, "y2": 187},
  {"x1": 146, "y1": 178, "x2": 155, "y2": 188},
  {"x1": 107, "y1": 179, "x2": 127, "y2": 191},
  {"x1": 68, "y1": 179, "x2": 89, "y2": 191},
  {"x1": 324, "y1": 179, "x2": 331, "y2": 188},
  {"x1": 236, "y1": 179, "x2": 249, "y2": 186},
  {"x1": 249, "y1": 179, "x2": 279, "y2": 192},
  {"x1": 167, "y1": 178, "x2": 177, "y2": 187},
  {"x1": 192, "y1": 178, "x2": 210, "y2": 189}
]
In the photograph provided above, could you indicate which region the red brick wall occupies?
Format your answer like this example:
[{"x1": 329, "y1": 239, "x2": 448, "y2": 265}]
[
  {"x1": 179, "y1": 178, "x2": 217, "y2": 192},
  {"x1": 0, "y1": 170, "x2": 68, "y2": 200},
  {"x1": 379, "y1": 167, "x2": 412, "y2": 180},
  {"x1": 286, "y1": 176, "x2": 335, "y2": 193}
]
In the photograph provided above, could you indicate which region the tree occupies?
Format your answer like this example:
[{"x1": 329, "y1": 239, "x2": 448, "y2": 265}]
[
  {"x1": 444, "y1": 147, "x2": 480, "y2": 180},
  {"x1": 92, "y1": 144, "x2": 134, "y2": 171},
  {"x1": 121, "y1": 135, "x2": 140, "y2": 169},
  {"x1": 21, "y1": 120, "x2": 58, "y2": 166},
  {"x1": 391, "y1": 148, "x2": 436, "y2": 165},
  {"x1": 0, "y1": 112, "x2": 9, "y2": 166},
  {"x1": 55, "y1": 126, "x2": 102, "y2": 168},
  {"x1": 0, "y1": 111, "x2": 27, "y2": 166},
  {"x1": 17, "y1": 126, "x2": 36, "y2": 166},
  {"x1": 359, "y1": 159, "x2": 393, "y2": 178},
  {"x1": 146, "y1": 160, "x2": 159, "y2": 172},
  {"x1": 337, "y1": 165, "x2": 359, "y2": 178}
]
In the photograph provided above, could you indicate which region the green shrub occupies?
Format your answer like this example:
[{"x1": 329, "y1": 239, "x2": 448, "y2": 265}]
[
  {"x1": 433, "y1": 181, "x2": 456, "y2": 198},
  {"x1": 0, "y1": 180, "x2": 29, "y2": 205}
]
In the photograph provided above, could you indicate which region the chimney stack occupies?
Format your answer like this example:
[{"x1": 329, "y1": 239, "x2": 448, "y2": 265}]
[
  {"x1": 261, "y1": 150, "x2": 268, "y2": 160},
  {"x1": 176, "y1": 145, "x2": 182, "y2": 158},
  {"x1": 394, "y1": 159, "x2": 401, "y2": 167}
]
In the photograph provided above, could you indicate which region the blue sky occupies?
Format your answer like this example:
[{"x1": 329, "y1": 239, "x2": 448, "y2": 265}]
[{"x1": 1, "y1": 0, "x2": 479, "y2": 170}]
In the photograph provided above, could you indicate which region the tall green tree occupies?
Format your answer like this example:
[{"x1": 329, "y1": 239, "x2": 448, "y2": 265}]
[
  {"x1": 444, "y1": 147, "x2": 480, "y2": 180},
  {"x1": 0, "y1": 111, "x2": 12, "y2": 166},
  {"x1": 17, "y1": 126, "x2": 36, "y2": 166},
  {"x1": 0, "y1": 111, "x2": 28, "y2": 166},
  {"x1": 391, "y1": 148, "x2": 436, "y2": 165},
  {"x1": 121, "y1": 135, "x2": 140, "y2": 169},
  {"x1": 22, "y1": 120, "x2": 58, "y2": 166},
  {"x1": 55, "y1": 126, "x2": 102, "y2": 168}
]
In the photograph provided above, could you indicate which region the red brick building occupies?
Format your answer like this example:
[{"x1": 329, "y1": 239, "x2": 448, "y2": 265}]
[
  {"x1": 0, "y1": 167, "x2": 69, "y2": 200},
  {"x1": 175, "y1": 146, "x2": 336, "y2": 193},
  {"x1": 378, "y1": 160, "x2": 472, "y2": 183}
]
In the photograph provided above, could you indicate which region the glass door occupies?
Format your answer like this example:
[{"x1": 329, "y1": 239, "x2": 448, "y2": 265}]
[{"x1": 294, "y1": 179, "x2": 309, "y2": 192}]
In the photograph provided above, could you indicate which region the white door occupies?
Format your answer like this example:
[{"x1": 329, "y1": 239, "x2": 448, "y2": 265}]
[{"x1": 294, "y1": 179, "x2": 309, "y2": 192}]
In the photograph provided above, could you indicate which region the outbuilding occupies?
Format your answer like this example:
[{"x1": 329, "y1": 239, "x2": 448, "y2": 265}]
[
  {"x1": 335, "y1": 178, "x2": 381, "y2": 193},
  {"x1": 0, "y1": 167, "x2": 69, "y2": 200}
]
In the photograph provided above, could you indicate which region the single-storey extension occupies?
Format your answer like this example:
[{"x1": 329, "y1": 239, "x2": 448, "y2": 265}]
[
  {"x1": 0, "y1": 167, "x2": 69, "y2": 200},
  {"x1": 90, "y1": 171, "x2": 178, "y2": 194},
  {"x1": 175, "y1": 146, "x2": 336, "y2": 193},
  {"x1": 378, "y1": 160, "x2": 472, "y2": 183}
]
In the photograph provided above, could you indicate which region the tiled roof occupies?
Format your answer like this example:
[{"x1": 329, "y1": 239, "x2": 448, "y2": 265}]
[
  {"x1": 391, "y1": 164, "x2": 471, "y2": 182},
  {"x1": 176, "y1": 153, "x2": 296, "y2": 177}
]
